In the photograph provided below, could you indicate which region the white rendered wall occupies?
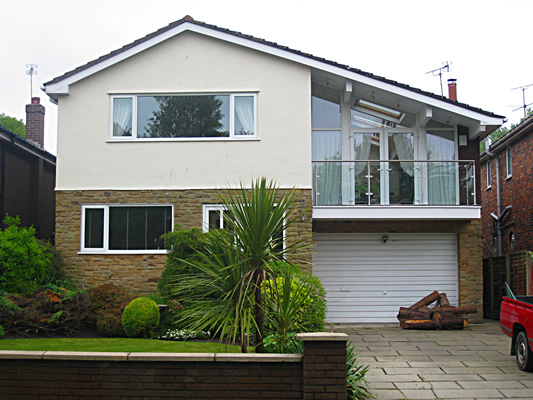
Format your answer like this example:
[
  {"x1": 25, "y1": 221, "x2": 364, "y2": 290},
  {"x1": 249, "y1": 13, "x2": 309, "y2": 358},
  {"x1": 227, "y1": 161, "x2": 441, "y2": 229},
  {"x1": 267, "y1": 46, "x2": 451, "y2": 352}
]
[{"x1": 56, "y1": 31, "x2": 312, "y2": 190}]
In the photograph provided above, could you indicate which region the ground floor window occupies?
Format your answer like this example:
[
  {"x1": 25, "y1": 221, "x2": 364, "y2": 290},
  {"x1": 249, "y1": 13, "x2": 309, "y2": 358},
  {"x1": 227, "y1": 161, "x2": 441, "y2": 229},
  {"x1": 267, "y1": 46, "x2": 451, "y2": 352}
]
[
  {"x1": 202, "y1": 204, "x2": 284, "y2": 251},
  {"x1": 81, "y1": 205, "x2": 172, "y2": 253}
]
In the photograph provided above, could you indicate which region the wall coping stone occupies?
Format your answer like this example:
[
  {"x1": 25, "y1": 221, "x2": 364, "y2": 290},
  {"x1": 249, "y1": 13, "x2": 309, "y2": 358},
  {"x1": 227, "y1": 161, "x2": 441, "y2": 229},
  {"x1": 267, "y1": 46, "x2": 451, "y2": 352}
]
[
  {"x1": 0, "y1": 350, "x2": 301, "y2": 363},
  {"x1": 297, "y1": 332, "x2": 349, "y2": 341}
]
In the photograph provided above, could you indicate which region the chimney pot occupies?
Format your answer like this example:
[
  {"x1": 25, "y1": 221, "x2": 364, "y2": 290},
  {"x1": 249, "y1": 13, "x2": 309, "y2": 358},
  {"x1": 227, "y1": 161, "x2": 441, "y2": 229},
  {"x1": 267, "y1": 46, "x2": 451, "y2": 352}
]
[
  {"x1": 31, "y1": 97, "x2": 40, "y2": 105},
  {"x1": 448, "y1": 79, "x2": 457, "y2": 101}
]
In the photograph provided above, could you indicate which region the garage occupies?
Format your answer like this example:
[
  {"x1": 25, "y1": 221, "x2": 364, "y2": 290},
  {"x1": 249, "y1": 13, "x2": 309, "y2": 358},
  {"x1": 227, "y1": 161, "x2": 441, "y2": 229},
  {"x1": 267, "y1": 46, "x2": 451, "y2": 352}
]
[{"x1": 313, "y1": 233, "x2": 459, "y2": 323}]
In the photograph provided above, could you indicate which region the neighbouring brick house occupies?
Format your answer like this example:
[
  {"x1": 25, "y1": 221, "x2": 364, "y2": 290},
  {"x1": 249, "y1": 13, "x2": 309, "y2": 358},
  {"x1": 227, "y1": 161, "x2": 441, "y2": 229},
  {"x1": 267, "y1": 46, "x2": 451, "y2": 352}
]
[
  {"x1": 44, "y1": 16, "x2": 505, "y2": 323},
  {"x1": 481, "y1": 115, "x2": 533, "y2": 315},
  {"x1": 0, "y1": 98, "x2": 56, "y2": 241}
]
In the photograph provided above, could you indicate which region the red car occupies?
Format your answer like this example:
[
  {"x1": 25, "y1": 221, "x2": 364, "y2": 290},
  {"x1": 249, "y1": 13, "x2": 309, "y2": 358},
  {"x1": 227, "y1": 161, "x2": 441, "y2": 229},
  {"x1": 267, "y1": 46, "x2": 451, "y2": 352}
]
[{"x1": 500, "y1": 284, "x2": 533, "y2": 371}]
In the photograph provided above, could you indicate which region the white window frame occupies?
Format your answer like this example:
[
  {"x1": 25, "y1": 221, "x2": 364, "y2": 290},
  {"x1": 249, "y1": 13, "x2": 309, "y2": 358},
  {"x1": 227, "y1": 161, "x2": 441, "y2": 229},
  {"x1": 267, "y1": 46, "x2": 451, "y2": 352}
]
[
  {"x1": 486, "y1": 161, "x2": 492, "y2": 189},
  {"x1": 109, "y1": 93, "x2": 257, "y2": 141},
  {"x1": 80, "y1": 204, "x2": 173, "y2": 254},
  {"x1": 506, "y1": 147, "x2": 512, "y2": 178},
  {"x1": 202, "y1": 204, "x2": 286, "y2": 249}
]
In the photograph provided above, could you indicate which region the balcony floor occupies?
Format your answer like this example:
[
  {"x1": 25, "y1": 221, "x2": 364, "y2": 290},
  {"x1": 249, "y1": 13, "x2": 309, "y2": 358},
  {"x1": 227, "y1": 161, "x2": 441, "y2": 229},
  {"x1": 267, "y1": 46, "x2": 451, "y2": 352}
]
[{"x1": 312, "y1": 205, "x2": 481, "y2": 220}]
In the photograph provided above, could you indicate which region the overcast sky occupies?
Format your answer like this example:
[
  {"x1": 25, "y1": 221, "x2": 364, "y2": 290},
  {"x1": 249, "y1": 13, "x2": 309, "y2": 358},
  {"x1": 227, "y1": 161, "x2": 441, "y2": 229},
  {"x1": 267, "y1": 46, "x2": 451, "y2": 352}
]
[{"x1": 1, "y1": 0, "x2": 532, "y2": 154}]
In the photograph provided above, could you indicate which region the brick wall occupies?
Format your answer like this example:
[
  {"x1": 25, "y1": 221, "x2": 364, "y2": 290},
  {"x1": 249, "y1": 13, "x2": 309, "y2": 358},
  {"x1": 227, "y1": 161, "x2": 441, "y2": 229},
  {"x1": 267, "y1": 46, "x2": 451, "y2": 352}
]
[
  {"x1": 314, "y1": 219, "x2": 484, "y2": 322},
  {"x1": 56, "y1": 189, "x2": 313, "y2": 293},
  {"x1": 481, "y1": 130, "x2": 533, "y2": 259},
  {"x1": 0, "y1": 333, "x2": 347, "y2": 400}
]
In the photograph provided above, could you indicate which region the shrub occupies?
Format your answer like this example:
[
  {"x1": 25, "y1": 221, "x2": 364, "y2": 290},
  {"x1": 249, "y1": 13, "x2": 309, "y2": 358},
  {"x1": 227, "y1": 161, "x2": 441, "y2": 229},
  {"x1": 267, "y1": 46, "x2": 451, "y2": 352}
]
[
  {"x1": 86, "y1": 283, "x2": 135, "y2": 337},
  {"x1": 263, "y1": 263, "x2": 327, "y2": 336},
  {"x1": 263, "y1": 333, "x2": 303, "y2": 354},
  {"x1": 0, "y1": 325, "x2": 4, "y2": 337},
  {"x1": 0, "y1": 215, "x2": 53, "y2": 294},
  {"x1": 346, "y1": 342, "x2": 372, "y2": 399},
  {"x1": 122, "y1": 297, "x2": 160, "y2": 338},
  {"x1": 0, "y1": 287, "x2": 91, "y2": 337},
  {"x1": 158, "y1": 227, "x2": 207, "y2": 300}
]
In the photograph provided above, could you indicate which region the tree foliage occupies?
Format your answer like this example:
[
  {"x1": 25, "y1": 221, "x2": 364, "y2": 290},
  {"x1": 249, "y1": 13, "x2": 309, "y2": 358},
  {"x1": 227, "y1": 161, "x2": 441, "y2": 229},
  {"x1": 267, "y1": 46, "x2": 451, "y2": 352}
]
[
  {"x1": 0, "y1": 113, "x2": 25, "y2": 138},
  {"x1": 481, "y1": 108, "x2": 533, "y2": 152}
]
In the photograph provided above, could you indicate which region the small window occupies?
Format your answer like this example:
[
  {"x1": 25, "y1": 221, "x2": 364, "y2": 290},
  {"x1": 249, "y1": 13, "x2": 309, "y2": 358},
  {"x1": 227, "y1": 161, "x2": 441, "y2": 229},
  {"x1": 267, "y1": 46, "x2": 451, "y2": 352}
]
[
  {"x1": 506, "y1": 147, "x2": 512, "y2": 178},
  {"x1": 202, "y1": 204, "x2": 284, "y2": 251},
  {"x1": 486, "y1": 162, "x2": 492, "y2": 188},
  {"x1": 510, "y1": 232, "x2": 515, "y2": 250},
  {"x1": 81, "y1": 205, "x2": 172, "y2": 253},
  {"x1": 111, "y1": 93, "x2": 256, "y2": 140}
]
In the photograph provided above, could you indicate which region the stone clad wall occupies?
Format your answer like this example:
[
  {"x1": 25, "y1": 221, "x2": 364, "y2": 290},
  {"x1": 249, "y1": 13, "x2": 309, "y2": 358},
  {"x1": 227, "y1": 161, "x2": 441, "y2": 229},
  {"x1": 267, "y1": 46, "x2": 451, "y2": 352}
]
[{"x1": 55, "y1": 189, "x2": 313, "y2": 293}]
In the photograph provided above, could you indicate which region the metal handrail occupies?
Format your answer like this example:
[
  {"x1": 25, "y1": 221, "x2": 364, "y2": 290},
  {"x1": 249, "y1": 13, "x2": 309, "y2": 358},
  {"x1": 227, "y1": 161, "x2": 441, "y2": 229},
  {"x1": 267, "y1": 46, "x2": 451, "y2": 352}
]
[{"x1": 312, "y1": 159, "x2": 476, "y2": 206}]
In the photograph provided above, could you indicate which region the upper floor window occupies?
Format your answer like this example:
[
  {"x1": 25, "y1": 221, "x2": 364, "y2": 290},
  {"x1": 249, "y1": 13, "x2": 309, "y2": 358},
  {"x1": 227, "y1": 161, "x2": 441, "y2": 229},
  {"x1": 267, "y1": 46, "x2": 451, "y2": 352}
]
[
  {"x1": 506, "y1": 147, "x2": 512, "y2": 178},
  {"x1": 486, "y1": 161, "x2": 492, "y2": 188},
  {"x1": 81, "y1": 204, "x2": 172, "y2": 253},
  {"x1": 111, "y1": 93, "x2": 256, "y2": 140}
]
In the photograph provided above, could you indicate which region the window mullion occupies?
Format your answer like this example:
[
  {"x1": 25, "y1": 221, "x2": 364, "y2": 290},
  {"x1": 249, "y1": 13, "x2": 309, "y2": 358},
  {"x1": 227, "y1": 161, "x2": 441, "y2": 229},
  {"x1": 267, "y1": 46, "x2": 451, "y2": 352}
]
[{"x1": 229, "y1": 94, "x2": 235, "y2": 138}]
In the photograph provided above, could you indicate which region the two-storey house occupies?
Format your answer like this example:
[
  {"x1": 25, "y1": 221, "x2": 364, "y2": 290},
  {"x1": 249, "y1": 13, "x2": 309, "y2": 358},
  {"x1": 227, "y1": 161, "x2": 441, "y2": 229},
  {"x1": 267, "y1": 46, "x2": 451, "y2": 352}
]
[{"x1": 44, "y1": 16, "x2": 504, "y2": 323}]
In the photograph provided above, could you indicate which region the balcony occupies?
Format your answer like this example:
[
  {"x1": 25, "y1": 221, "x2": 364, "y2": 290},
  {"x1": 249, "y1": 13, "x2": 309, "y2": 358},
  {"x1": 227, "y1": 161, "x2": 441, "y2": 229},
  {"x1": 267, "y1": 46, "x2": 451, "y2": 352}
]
[{"x1": 312, "y1": 160, "x2": 479, "y2": 220}]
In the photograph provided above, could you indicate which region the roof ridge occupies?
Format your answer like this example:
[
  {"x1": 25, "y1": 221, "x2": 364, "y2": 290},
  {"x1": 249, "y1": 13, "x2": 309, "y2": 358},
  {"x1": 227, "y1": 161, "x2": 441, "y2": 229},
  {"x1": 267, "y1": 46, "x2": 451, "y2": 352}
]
[{"x1": 43, "y1": 15, "x2": 504, "y2": 120}]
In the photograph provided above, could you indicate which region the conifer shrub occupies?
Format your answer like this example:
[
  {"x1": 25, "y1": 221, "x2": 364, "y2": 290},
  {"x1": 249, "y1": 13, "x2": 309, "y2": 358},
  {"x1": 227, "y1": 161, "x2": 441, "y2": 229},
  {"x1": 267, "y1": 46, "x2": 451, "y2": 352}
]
[
  {"x1": 122, "y1": 297, "x2": 160, "y2": 338},
  {"x1": 157, "y1": 227, "x2": 207, "y2": 300},
  {"x1": 86, "y1": 283, "x2": 135, "y2": 337}
]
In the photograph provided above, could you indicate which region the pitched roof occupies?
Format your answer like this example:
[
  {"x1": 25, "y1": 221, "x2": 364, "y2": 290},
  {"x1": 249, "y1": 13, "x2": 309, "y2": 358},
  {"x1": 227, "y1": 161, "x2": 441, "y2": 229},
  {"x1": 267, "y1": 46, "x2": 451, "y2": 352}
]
[
  {"x1": 0, "y1": 125, "x2": 56, "y2": 164},
  {"x1": 44, "y1": 15, "x2": 504, "y2": 121}
]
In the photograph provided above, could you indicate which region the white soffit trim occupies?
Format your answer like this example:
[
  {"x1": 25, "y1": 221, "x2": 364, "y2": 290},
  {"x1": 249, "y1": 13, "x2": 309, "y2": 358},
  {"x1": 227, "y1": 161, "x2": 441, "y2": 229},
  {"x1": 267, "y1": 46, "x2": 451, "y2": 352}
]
[
  {"x1": 312, "y1": 206, "x2": 481, "y2": 220},
  {"x1": 45, "y1": 22, "x2": 504, "y2": 126}
]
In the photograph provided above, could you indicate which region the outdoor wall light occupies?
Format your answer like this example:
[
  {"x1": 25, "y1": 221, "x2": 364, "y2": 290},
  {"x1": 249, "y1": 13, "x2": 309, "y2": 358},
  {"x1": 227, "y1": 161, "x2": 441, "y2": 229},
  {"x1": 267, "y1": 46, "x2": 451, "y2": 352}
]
[{"x1": 381, "y1": 235, "x2": 389, "y2": 243}]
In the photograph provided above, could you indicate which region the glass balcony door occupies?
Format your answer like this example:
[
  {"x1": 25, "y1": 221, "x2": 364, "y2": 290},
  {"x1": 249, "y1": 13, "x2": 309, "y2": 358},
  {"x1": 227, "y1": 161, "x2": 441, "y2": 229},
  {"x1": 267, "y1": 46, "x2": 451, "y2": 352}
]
[{"x1": 350, "y1": 129, "x2": 416, "y2": 205}]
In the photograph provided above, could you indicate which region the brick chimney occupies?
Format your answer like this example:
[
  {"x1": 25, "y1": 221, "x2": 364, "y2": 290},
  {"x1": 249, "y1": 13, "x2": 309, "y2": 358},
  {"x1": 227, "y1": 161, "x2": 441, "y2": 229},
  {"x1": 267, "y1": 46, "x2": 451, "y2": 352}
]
[
  {"x1": 448, "y1": 79, "x2": 457, "y2": 101},
  {"x1": 25, "y1": 97, "x2": 45, "y2": 148}
]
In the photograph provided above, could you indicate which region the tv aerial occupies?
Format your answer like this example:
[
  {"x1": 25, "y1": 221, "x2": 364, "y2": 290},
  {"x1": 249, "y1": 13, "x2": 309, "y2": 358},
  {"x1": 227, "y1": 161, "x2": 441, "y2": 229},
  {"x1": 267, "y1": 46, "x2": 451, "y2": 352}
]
[
  {"x1": 26, "y1": 64, "x2": 38, "y2": 100},
  {"x1": 511, "y1": 84, "x2": 533, "y2": 119},
  {"x1": 426, "y1": 61, "x2": 452, "y2": 96}
]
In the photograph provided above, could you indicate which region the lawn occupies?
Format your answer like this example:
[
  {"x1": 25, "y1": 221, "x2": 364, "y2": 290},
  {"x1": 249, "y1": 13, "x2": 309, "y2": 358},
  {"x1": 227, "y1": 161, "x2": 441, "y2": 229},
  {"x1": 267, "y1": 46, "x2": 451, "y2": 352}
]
[{"x1": 0, "y1": 338, "x2": 245, "y2": 353}]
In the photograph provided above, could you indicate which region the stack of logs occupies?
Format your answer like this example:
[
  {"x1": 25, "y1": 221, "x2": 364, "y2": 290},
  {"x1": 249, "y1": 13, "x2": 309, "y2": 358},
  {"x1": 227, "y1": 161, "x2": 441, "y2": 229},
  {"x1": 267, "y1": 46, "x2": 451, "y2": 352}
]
[{"x1": 397, "y1": 291, "x2": 477, "y2": 330}]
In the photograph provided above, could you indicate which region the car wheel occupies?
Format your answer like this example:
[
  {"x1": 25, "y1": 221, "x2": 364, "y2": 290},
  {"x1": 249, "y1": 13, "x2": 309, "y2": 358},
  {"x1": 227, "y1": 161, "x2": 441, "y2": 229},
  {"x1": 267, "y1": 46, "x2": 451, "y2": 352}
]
[{"x1": 516, "y1": 331, "x2": 533, "y2": 371}]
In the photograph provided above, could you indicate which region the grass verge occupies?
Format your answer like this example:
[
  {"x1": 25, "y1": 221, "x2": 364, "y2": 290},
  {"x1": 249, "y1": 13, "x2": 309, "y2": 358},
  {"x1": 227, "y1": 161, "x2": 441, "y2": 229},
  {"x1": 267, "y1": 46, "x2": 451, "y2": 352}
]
[{"x1": 0, "y1": 338, "x2": 245, "y2": 353}]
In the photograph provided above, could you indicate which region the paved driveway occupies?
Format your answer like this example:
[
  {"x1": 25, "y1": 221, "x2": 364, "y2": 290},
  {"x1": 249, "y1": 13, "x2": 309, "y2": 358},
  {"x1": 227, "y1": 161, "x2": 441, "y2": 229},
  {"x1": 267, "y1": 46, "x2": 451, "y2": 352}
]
[{"x1": 328, "y1": 319, "x2": 533, "y2": 399}]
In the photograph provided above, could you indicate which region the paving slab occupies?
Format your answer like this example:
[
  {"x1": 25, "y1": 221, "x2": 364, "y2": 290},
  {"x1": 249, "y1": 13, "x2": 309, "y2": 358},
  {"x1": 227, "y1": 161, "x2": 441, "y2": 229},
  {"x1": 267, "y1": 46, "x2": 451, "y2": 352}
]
[{"x1": 328, "y1": 319, "x2": 533, "y2": 399}]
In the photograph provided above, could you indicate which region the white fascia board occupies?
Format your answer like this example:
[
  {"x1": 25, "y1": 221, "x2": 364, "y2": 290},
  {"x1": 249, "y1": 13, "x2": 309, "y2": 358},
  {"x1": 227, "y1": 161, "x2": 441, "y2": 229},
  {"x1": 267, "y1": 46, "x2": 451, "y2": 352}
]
[
  {"x1": 312, "y1": 205, "x2": 481, "y2": 220},
  {"x1": 44, "y1": 22, "x2": 505, "y2": 126}
]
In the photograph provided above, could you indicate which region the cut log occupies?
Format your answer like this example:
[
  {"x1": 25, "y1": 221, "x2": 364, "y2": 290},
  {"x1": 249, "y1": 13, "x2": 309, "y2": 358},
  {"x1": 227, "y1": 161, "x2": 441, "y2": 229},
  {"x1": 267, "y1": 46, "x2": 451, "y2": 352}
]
[
  {"x1": 439, "y1": 305, "x2": 478, "y2": 315},
  {"x1": 438, "y1": 316, "x2": 467, "y2": 330},
  {"x1": 400, "y1": 319, "x2": 439, "y2": 330},
  {"x1": 438, "y1": 293, "x2": 451, "y2": 307},
  {"x1": 401, "y1": 317, "x2": 467, "y2": 330},
  {"x1": 409, "y1": 291, "x2": 440, "y2": 310},
  {"x1": 397, "y1": 307, "x2": 433, "y2": 321}
]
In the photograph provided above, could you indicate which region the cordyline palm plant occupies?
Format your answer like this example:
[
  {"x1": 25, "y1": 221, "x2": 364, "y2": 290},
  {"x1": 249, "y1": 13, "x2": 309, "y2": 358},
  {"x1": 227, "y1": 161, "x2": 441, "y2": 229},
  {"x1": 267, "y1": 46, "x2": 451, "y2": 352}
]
[{"x1": 169, "y1": 177, "x2": 311, "y2": 352}]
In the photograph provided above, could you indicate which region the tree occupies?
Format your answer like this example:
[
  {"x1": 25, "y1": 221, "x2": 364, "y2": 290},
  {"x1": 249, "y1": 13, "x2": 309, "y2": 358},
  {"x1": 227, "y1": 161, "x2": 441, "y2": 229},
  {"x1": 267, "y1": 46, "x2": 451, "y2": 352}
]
[
  {"x1": 0, "y1": 113, "x2": 25, "y2": 138},
  {"x1": 481, "y1": 108, "x2": 533, "y2": 152}
]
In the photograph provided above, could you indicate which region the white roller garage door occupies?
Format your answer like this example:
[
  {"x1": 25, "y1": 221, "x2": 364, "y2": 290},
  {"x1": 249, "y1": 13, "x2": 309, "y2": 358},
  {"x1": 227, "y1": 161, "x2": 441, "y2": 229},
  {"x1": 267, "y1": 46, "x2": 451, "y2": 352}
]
[{"x1": 313, "y1": 233, "x2": 458, "y2": 323}]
